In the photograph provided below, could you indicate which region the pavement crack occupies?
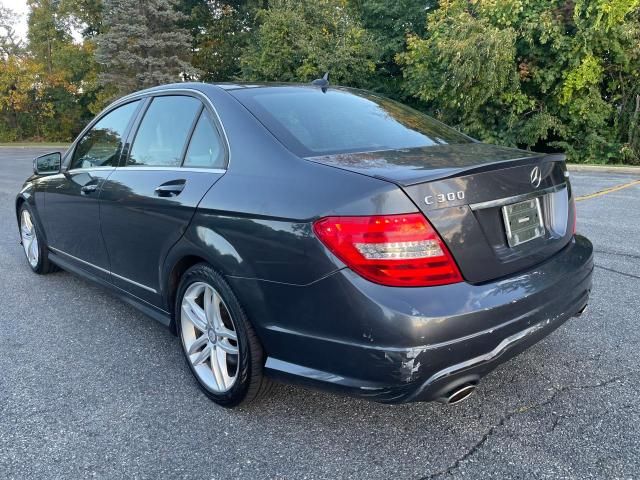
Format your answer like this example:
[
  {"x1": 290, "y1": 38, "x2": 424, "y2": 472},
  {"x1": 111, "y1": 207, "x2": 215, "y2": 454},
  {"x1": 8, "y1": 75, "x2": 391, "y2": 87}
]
[
  {"x1": 595, "y1": 264, "x2": 640, "y2": 280},
  {"x1": 594, "y1": 249, "x2": 640, "y2": 261},
  {"x1": 548, "y1": 414, "x2": 561, "y2": 433},
  {"x1": 421, "y1": 373, "x2": 638, "y2": 480}
]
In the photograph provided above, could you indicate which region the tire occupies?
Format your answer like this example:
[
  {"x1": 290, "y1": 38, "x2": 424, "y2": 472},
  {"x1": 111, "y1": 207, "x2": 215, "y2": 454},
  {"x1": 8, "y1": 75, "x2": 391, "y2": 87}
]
[
  {"x1": 18, "y1": 203, "x2": 58, "y2": 274},
  {"x1": 175, "y1": 263, "x2": 274, "y2": 407}
]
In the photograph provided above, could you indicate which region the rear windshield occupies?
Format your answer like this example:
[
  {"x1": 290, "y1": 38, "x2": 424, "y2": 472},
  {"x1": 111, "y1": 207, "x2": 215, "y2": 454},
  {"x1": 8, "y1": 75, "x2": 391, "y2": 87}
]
[{"x1": 230, "y1": 86, "x2": 472, "y2": 157}]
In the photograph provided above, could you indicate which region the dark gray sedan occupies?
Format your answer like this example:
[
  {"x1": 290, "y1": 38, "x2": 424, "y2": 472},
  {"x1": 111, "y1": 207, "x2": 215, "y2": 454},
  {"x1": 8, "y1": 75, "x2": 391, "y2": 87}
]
[{"x1": 15, "y1": 82, "x2": 593, "y2": 407}]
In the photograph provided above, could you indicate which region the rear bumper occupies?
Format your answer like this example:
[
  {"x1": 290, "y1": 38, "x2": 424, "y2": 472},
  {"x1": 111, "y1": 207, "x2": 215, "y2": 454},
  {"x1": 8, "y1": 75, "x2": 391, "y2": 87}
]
[
  {"x1": 227, "y1": 235, "x2": 593, "y2": 403},
  {"x1": 405, "y1": 297, "x2": 589, "y2": 402}
]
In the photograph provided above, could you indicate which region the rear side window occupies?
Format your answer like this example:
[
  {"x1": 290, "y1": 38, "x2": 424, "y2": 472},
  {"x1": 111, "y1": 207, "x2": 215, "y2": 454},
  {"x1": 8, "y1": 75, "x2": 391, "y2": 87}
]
[
  {"x1": 70, "y1": 100, "x2": 140, "y2": 169},
  {"x1": 128, "y1": 96, "x2": 201, "y2": 167},
  {"x1": 231, "y1": 87, "x2": 472, "y2": 157},
  {"x1": 183, "y1": 109, "x2": 225, "y2": 169}
]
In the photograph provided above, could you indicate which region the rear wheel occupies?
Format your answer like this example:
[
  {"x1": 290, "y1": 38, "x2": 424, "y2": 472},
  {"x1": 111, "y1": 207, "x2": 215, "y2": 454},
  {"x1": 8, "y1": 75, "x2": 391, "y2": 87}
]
[
  {"x1": 176, "y1": 263, "x2": 273, "y2": 407},
  {"x1": 19, "y1": 204, "x2": 57, "y2": 274}
]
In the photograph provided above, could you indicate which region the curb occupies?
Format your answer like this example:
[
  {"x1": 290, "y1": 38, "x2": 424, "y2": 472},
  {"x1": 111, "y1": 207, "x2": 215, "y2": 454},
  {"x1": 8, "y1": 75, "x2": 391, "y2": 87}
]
[{"x1": 568, "y1": 164, "x2": 640, "y2": 175}]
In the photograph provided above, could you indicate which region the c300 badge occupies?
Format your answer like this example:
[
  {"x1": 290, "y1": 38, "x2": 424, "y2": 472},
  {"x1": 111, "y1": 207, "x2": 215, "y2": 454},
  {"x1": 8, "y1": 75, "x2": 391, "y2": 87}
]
[{"x1": 424, "y1": 191, "x2": 465, "y2": 206}]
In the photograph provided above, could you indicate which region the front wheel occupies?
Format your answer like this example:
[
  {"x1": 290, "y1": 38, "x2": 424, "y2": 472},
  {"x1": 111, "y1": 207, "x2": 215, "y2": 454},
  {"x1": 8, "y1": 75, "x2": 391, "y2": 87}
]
[
  {"x1": 19, "y1": 204, "x2": 57, "y2": 274},
  {"x1": 176, "y1": 263, "x2": 274, "y2": 407}
]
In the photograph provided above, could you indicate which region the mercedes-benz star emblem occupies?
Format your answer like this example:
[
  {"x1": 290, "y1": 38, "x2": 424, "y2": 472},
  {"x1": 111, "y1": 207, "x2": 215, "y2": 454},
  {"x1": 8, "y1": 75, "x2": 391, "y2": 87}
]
[{"x1": 530, "y1": 166, "x2": 542, "y2": 188}]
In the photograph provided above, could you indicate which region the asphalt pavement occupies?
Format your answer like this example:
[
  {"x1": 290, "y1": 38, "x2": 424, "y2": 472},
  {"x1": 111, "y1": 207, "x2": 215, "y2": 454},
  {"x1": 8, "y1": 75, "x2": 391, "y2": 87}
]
[{"x1": 1, "y1": 147, "x2": 639, "y2": 479}]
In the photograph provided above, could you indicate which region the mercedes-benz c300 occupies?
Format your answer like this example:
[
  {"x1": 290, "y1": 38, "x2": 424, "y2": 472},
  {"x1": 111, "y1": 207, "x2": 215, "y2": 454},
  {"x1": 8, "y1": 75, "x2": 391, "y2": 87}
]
[{"x1": 16, "y1": 81, "x2": 593, "y2": 407}]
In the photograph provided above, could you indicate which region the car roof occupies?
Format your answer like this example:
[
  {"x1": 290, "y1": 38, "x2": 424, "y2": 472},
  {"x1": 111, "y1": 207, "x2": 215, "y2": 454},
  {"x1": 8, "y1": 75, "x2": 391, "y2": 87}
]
[
  {"x1": 212, "y1": 82, "x2": 315, "y2": 91},
  {"x1": 122, "y1": 81, "x2": 349, "y2": 95}
]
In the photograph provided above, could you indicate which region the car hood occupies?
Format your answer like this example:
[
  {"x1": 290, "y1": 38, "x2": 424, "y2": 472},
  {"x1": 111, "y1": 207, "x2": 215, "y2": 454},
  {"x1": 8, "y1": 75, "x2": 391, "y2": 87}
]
[{"x1": 306, "y1": 143, "x2": 544, "y2": 186}]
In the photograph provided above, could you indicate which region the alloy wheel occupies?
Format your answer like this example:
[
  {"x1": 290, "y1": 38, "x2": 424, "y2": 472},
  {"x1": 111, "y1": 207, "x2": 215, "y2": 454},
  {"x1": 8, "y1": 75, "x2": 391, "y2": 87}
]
[
  {"x1": 180, "y1": 282, "x2": 239, "y2": 393},
  {"x1": 20, "y1": 209, "x2": 39, "y2": 268}
]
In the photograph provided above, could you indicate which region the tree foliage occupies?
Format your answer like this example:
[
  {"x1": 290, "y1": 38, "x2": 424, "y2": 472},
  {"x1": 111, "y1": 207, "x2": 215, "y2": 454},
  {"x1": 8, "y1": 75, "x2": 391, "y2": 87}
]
[
  {"x1": 399, "y1": 6, "x2": 519, "y2": 136},
  {"x1": 185, "y1": 0, "x2": 254, "y2": 82},
  {"x1": 95, "y1": 0, "x2": 197, "y2": 99},
  {"x1": 399, "y1": 0, "x2": 640, "y2": 164},
  {"x1": 240, "y1": 0, "x2": 377, "y2": 86},
  {"x1": 348, "y1": 0, "x2": 432, "y2": 97},
  {"x1": 0, "y1": 55, "x2": 51, "y2": 141},
  {"x1": 1, "y1": 0, "x2": 639, "y2": 164},
  {"x1": 0, "y1": 2, "x2": 96, "y2": 141}
]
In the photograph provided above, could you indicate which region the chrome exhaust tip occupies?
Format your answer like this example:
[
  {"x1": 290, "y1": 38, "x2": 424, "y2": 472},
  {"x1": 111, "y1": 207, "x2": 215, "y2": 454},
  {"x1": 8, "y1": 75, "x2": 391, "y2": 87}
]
[
  {"x1": 438, "y1": 384, "x2": 476, "y2": 405},
  {"x1": 574, "y1": 303, "x2": 588, "y2": 317}
]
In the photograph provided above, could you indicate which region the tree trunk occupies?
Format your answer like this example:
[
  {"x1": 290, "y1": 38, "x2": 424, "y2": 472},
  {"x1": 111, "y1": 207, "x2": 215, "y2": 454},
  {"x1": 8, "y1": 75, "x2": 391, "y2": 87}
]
[{"x1": 47, "y1": 38, "x2": 52, "y2": 74}]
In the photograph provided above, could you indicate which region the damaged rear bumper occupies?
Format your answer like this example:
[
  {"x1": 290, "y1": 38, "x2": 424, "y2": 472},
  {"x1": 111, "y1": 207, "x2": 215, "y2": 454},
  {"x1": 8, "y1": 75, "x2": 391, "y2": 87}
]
[
  {"x1": 230, "y1": 235, "x2": 594, "y2": 404},
  {"x1": 404, "y1": 297, "x2": 589, "y2": 402}
]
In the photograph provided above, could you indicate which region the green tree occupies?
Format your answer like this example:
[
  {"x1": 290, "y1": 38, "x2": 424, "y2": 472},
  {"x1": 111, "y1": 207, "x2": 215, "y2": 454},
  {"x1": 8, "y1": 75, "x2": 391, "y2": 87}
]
[
  {"x1": 27, "y1": 0, "x2": 73, "y2": 74},
  {"x1": 399, "y1": 2, "x2": 519, "y2": 142},
  {"x1": 185, "y1": 0, "x2": 254, "y2": 81},
  {"x1": 0, "y1": 55, "x2": 55, "y2": 141},
  {"x1": 60, "y1": 0, "x2": 104, "y2": 37},
  {"x1": 1, "y1": 5, "x2": 57, "y2": 140},
  {"x1": 26, "y1": 0, "x2": 97, "y2": 140},
  {"x1": 398, "y1": 0, "x2": 640, "y2": 164},
  {"x1": 240, "y1": 0, "x2": 377, "y2": 86},
  {"x1": 349, "y1": 0, "x2": 431, "y2": 97},
  {"x1": 96, "y1": 0, "x2": 197, "y2": 99}
]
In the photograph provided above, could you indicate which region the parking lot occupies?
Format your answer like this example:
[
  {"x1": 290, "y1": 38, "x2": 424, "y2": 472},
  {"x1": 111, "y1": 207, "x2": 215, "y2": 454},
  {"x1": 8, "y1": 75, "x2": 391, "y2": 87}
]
[{"x1": 1, "y1": 147, "x2": 638, "y2": 479}]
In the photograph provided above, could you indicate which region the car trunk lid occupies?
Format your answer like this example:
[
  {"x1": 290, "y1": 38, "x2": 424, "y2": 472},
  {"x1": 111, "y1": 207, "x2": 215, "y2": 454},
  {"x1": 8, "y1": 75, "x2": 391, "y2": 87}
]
[
  {"x1": 307, "y1": 143, "x2": 545, "y2": 186},
  {"x1": 308, "y1": 144, "x2": 575, "y2": 284}
]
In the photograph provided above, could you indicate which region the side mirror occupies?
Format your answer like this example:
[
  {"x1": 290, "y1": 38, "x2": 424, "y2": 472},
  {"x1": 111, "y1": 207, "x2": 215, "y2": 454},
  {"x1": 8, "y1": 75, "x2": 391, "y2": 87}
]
[{"x1": 33, "y1": 152, "x2": 62, "y2": 175}]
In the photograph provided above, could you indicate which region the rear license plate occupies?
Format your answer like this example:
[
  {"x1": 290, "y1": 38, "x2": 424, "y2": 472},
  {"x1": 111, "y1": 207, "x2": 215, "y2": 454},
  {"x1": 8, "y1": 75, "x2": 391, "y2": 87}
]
[{"x1": 502, "y1": 197, "x2": 545, "y2": 247}]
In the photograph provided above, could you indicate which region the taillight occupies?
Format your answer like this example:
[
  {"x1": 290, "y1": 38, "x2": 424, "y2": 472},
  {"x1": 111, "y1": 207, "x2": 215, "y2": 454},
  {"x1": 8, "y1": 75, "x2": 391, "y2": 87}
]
[{"x1": 313, "y1": 213, "x2": 463, "y2": 287}]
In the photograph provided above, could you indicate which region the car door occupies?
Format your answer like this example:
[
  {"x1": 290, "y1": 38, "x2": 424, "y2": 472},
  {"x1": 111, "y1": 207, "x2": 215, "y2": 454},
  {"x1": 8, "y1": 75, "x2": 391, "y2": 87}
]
[
  {"x1": 42, "y1": 100, "x2": 142, "y2": 280},
  {"x1": 99, "y1": 93, "x2": 227, "y2": 307}
]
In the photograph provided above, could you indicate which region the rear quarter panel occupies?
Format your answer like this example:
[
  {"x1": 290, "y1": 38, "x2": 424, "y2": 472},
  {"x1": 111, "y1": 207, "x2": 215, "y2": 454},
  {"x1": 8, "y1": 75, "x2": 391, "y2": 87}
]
[{"x1": 176, "y1": 159, "x2": 417, "y2": 285}]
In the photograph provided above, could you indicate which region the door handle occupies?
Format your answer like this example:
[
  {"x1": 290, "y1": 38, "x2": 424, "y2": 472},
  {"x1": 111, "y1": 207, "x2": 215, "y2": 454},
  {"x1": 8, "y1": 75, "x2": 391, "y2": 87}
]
[
  {"x1": 81, "y1": 184, "x2": 98, "y2": 194},
  {"x1": 154, "y1": 180, "x2": 186, "y2": 197}
]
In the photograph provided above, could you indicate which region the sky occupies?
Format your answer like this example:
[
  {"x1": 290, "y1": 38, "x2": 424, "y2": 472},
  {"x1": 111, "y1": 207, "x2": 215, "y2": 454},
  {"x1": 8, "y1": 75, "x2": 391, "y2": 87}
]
[
  {"x1": 1, "y1": 0, "x2": 82, "y2": 43},
  {"x1": 1, "y1": 0, "x2": 29, "y2": 40}
]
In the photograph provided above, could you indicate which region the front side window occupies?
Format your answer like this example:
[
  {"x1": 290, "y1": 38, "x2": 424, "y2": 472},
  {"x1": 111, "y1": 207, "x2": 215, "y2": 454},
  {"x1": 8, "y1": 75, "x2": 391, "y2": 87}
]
[
  {"x1": 70, "y1": 100, "x2": 140, "y2": 169},
  {"x1": 183, "y1": 109, "x2": 225, "y2": 168},
  {"x1": 128, "y1": 96, "x2": 201, "y2": 167}
]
